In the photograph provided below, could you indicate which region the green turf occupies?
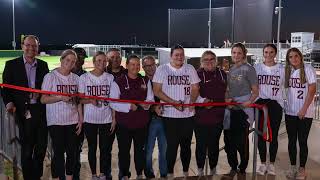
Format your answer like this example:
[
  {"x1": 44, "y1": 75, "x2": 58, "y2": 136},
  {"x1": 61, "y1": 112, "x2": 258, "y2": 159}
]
[
  {"x1": 0, "y1": 56, "x2": 62, "y2": 71},
  {"x1": 0, "y1": 56, "x2": 63, "y2": 83},
  {"x1": 3, "y1": 160, "x2": 23, "y2": 180},
  {"x1": 0, "y1": 56, "x2": 145, "y2": 83}
]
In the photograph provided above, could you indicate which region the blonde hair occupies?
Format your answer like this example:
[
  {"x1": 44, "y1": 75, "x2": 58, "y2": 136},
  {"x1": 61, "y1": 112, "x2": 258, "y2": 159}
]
[
  {"x1": 200, "y1": 50, "x2": 217, "y2": 68},
  {"x1": 284, "y1": 48, "x2": 306, "y2": 88},
  {"x1": 231, "y1": 42, "x2": 248, "y2": 61},
  {"x1": 200, "y1": 50, "x2": 216, "y2": 62},
  {"x1": 60, "y1": 49, "x2": 77, "y2": 61}
]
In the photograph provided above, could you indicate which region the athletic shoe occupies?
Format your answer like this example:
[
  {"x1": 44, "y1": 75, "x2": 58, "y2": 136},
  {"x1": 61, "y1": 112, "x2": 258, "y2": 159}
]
[
  {"x1": 137, "y1": 174, "x2": 144, "y2": 179},
  {"x1": 267, "y1": 164, "x2": 276, "y2": 175},
  {"x1": 296, "y1": 167, "x2": 307, "y2": 179},
  {"x1": 99, "y1": 175, "x2": 106, "y2": 180},
  {"x1": 209, "y1": 167, "x2": 216, "y2": 175},
  {"x1": 197, "y1": 168, "x2": 204, "y2": 176},
  {"x1": 92, "y1": 175, "x2": 99, "y2": 180},
  {"x1": 167, "y1": 173, "x2": 174, "y2": 178},
  {"x1": 286, "y1": 165, "x2": 297, "y2": 179},
  {"x1": 223, "y1": 169, "x2": 237, "y2": 178},
  {"x1": 257, "y1": 164, "x2": 267, "y2": 175}
]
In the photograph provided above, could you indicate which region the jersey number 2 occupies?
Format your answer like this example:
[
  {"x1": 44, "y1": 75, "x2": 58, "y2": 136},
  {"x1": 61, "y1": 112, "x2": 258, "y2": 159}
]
[{"x1": 297, "y1": 90, "x2": 304, "y2": 99}]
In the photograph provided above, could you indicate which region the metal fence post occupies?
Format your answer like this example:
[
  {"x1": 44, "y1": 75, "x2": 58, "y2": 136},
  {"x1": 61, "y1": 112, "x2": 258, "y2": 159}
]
[
  {"x1": 205, "y1": 155, "x2": 209, "y2": 175},
  {"x1": 252, "y1": 108, "x2": 259, "y2": 180},
  {"x1": 0, "y1": 101, "x2": 5, "y2": 176},
  {"x1": 7, "y1": 113, "x2": 19, "y2": 180}
]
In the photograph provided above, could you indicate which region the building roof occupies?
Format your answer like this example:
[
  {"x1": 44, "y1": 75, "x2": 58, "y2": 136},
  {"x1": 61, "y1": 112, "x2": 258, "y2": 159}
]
[{"x1": 156, "y1": 48, "x2": 252, "y2": 58}]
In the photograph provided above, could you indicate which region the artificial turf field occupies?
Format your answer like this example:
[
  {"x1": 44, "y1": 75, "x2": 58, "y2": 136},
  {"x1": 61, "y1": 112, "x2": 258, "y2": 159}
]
[{"x1": 0, "y1": 56, "x2": 145, "y2": 83}]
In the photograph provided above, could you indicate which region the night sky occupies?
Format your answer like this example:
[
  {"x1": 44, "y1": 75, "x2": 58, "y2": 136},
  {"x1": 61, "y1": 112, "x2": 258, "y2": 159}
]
[{"x1": 0, "y1": 0, "x2": 319, "y2": 47}]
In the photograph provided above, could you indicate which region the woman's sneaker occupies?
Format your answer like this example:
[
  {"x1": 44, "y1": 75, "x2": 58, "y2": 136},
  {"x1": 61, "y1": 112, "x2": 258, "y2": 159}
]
[
  {"x1": 197, "y1": 168, "x2": 204, "y2": 176},
  {"x1": 167, "y1": 173, "x2": 174, "y2": 179},
  {"x1": 223, "y1": 169, "x2": 237, "y2": 178},
  {"x1": 296, "y1": 167, "x2": 307, "y2": 179},
  {"x1": 257, "y1": 164, "x2": 267, "y2": 175},
  {"x1": 286, "y1": 165, "x2": 297, "y2": 179},
  {"x1": 137, "y1": 174, "x2": 144, "y2": 179},
  {"x1": 99, "y1": 175, "x2": 106, "y2": 180},
  {"x1": 209, "y1": 168, "x2": 216, "y2": 175},
  {"x1": 92, "y1": 175, "x2": 99, "y2": 180},
  {"x1": 267, "y1": 164, "x2": 276, "y2": 175}
]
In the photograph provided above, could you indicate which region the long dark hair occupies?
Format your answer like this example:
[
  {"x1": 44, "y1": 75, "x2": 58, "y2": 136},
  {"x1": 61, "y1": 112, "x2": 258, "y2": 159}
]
[
  {"x1": 263, "y1": 43, "x2": 277, "y2": 54},
  {"x1": 170, "y1": 44, "x2": 184, "y2": 56}
]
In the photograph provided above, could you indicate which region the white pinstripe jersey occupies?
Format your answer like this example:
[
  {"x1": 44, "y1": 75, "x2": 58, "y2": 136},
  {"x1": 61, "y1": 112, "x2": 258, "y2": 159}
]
[
  {"x1": 79, "y1": 72, "x2": 114, "y2": 124},
  {"x1": 254, "y1": 63, "x2": 285, "y2": 107},
  {"x1": 42, "y1": 69, "x2": 79, "y2": 126},
  {"x1": 285, "y1": 64, "x2": 317, "y2": 118},
  {"x1": 153, "y1": 63, "x2": 200, "y2": 118}
]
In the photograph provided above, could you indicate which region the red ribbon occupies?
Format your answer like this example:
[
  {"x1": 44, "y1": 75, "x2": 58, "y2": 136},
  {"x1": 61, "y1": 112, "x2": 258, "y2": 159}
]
[
  {"x1": 0, "y1": 83, "x2": 265, "y2": 108},
  {"x1": 1, "y1": 83, "x2": 272, "y2": 141}
]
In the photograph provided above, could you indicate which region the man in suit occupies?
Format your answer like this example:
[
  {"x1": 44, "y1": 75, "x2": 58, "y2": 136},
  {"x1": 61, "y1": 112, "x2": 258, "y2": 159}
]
[{"x1": 2, "y1": 35, "x2": 49, "y2": 180}]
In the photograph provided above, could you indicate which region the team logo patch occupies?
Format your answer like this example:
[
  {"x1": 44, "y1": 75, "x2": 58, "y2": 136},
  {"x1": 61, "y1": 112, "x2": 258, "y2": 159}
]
[{"x1": 231, "y1": 75, "x2": 243, "y2": 81}]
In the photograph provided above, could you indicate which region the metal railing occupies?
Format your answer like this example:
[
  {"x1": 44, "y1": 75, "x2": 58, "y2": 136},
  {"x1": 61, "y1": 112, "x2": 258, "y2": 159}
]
[
  {"x1": 0, "y1": 97, "x2": 21, "y2": 180},
  {"x1": 313, "y1": 41, "x2": 320, "y2": 50},
  {"x1": 202, "y1": 107, "x2": 262, "y2": 179},
  {"x1": 312, "y1": 62, "x2": 320, "y2": 70},
  {"x1": 244, "y1": 43, "x2": 291, "y2": 49},
  {"x1": 1, "y1": 94, "x2": 319, "y2": 179}
]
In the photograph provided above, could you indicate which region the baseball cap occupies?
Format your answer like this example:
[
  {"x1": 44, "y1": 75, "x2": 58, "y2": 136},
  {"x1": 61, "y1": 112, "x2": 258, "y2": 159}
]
[{"x1": 73, "y1": 47, "x2": 88, "y2": 58}]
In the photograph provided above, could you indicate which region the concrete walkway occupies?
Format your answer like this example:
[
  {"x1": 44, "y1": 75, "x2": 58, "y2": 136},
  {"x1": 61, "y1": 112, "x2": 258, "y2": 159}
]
[{"x1": 40, "y1": 120, "x2": 320, "y2": 180}]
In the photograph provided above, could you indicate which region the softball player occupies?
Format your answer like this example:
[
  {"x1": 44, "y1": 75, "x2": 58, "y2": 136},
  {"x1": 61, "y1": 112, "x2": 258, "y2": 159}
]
[
  {"x1": 41, "y1": 49, "x2": 83, "y2": 180},
  {"x1": 79, "y1": 51, "x2": 116, "y2": 180},
  {"x1": 153, "y1": 45, "x2": 200, "y2": 177},
  {"x1": 254, "y1": 44, "x2": 284, "y2": 175},
  {"x1": 284, "y1": 48, "x2": 316, "y2": 179}
]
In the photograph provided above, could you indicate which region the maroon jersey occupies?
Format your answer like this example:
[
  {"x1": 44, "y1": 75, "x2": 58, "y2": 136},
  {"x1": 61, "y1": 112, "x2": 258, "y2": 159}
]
[{"x1": 196, "y1": 68, "x2": 227, "y2": 125}]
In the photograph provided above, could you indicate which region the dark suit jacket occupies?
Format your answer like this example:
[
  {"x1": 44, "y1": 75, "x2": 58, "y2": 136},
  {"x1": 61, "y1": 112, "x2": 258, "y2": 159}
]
[{"x1": 2, "y1": 56, "x2": 49, "y2": 120}]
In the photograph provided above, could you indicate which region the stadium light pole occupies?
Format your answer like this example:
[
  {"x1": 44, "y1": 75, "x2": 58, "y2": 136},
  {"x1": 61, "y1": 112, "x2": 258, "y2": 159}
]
[
  {"x1": 231, "y1": 0, "x2": 235, "y2": 43},
  {"x1": 12, "y1": 0, "x2": 16, "y2": 50},
  {"x1": 168, "y1": 9, "x2": 171, "y2": 48},
  {"x1": 275, "y1": 0, "x2": 282, "y2": 62},
  {"x1": 208, "y1": 0, "x2": 212, "y2": 48}
]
